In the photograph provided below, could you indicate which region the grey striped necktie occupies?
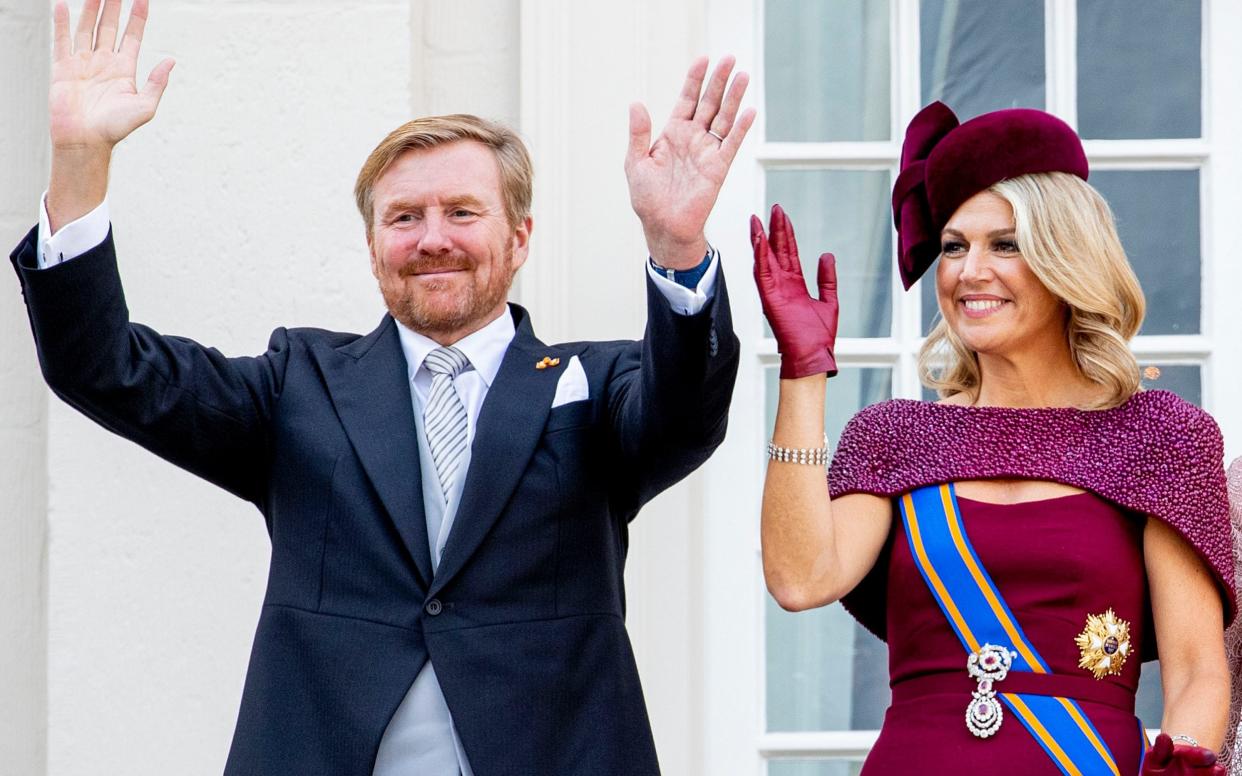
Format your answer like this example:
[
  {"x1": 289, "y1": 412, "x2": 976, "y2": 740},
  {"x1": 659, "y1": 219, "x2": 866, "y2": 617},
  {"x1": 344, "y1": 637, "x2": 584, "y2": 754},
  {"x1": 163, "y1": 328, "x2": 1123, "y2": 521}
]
[{"x1": 423, "y1": 346, "x2": 471, "y2": 500}]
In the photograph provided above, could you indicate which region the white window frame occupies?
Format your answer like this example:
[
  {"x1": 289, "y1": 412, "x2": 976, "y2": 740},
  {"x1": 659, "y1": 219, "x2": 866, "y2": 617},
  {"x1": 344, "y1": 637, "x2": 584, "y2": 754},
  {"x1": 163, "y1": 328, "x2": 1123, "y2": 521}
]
[{"x1": 701, "y1": 1, "x2": 1242, "y2": 772}]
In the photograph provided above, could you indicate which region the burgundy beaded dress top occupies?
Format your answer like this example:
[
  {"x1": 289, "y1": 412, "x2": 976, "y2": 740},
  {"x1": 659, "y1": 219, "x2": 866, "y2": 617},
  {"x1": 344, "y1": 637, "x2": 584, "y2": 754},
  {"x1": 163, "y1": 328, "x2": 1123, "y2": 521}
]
[{"x1": 825, "y1": 390, "x2": 1233, "y2": 775}]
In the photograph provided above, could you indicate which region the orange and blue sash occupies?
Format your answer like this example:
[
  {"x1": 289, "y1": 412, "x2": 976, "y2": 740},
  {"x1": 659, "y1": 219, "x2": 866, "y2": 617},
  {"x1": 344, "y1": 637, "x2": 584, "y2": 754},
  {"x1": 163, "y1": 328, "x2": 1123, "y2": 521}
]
[{"x1": 900, "y1": 483, "x2": 1121, "y2": 776}]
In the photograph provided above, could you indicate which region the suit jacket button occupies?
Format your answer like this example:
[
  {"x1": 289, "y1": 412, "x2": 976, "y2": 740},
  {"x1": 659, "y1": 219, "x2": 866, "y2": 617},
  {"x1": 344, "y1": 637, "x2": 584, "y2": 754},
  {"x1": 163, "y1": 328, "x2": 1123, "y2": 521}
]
[
  {"x1": 425, "y1": 599, "x2": 443, "y2": 616},
  {"x1": 709, "y1": 327, "x2": 719, "y2": 357}
]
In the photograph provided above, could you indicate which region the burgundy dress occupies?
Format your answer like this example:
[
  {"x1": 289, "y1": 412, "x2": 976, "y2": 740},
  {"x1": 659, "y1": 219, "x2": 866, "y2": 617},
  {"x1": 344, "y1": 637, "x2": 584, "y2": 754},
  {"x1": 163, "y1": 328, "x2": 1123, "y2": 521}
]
[
  {"x1": 824, "y1": 393, "x2": 1235, "y2": 776},
  {"x1": 862, "y1": 492, "x2": 1147, "y2": 774}
]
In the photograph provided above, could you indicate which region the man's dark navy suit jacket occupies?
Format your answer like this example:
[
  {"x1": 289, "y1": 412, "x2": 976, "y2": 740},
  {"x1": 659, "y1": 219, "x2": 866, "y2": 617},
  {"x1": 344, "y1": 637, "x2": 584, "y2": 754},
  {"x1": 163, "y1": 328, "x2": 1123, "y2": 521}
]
[{"x1": 11, "y1": 227, "x2": 739, "y2": 775}]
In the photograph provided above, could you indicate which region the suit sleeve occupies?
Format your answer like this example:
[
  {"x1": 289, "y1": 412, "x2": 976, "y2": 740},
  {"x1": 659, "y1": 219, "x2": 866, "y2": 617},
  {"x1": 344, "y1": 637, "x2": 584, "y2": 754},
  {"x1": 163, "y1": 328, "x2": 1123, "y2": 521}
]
[
  {"x1": 9, "y1": 226, "x2": 287, "y2": 506},
  {"x1": 604, "y1": 266, "x2": 740, "y2": 511}
]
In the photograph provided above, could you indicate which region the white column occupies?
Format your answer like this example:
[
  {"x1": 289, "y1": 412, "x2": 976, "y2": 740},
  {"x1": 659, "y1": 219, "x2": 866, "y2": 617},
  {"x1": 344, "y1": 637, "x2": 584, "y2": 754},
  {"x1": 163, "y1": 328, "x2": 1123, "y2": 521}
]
[
  {"x1": 1207, "y1": 0, "x2": 1242, "y2": 459},
  {"x1": 520, "y1": 3, "x2": 711, "y2": 772},
  {"x1": 0, "y1": 1, "x2": 50, "y2": 773},
  {"x1": 411, "y1": 0, "x2": 521, "y2": 125}
]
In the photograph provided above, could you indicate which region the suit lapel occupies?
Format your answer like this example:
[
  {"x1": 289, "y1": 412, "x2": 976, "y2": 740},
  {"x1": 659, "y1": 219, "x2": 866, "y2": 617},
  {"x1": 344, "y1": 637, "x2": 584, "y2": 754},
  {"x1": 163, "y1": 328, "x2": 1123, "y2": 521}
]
[
  {"x1": 311, "y1": 316, "x2": 434, "y2": 589},
  {"x1": 429, "y1": 305, "x2": 567, "y2": 595}
]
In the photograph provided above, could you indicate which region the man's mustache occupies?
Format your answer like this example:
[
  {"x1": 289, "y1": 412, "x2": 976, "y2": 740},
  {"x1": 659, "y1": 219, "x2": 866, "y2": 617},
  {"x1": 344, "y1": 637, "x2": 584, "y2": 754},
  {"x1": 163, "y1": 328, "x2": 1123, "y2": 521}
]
[{"x1": 397, "y1": 255, "x2": 474, "y2": 277}]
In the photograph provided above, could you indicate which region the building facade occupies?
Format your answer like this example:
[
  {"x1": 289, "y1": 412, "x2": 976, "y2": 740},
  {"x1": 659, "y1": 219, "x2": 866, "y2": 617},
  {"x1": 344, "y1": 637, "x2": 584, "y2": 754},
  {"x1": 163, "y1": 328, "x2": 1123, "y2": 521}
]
[{"x1": 2, "y1": 1, "x2": 1238, "y2": 774}]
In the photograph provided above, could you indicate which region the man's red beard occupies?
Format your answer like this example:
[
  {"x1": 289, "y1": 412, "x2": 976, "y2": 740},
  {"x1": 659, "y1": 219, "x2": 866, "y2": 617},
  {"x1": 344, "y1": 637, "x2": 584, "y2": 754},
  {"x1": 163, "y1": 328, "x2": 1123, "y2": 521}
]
[{"x1": 378, "y1": 250, "x2": 516, "y2": 337}]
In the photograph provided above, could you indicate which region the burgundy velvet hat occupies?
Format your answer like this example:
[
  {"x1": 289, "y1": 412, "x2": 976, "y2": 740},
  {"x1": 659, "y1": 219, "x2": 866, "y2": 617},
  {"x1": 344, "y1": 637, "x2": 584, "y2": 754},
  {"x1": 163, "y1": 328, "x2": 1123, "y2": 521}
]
[{"x1": 891, "y1": 101, "x2": 1089, "y2": 289}]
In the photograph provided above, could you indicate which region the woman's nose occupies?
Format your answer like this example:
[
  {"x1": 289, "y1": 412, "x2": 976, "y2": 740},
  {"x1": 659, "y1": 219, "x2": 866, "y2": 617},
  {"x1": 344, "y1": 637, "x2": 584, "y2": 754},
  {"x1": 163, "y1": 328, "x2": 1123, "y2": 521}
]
[{"x1": 957, "y1": 245, "x2": 989, "y2": 283}]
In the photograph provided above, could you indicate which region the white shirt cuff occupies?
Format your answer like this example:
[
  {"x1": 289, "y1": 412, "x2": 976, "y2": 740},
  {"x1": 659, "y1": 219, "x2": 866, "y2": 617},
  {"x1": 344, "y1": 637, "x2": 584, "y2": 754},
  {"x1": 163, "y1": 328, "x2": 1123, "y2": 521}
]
[
  {"x1": 37, "y1": 193, "x2": 111, "y2": 269},
  {"x1": 645, "y1": 250, "x2": 720, "y2": 316}
]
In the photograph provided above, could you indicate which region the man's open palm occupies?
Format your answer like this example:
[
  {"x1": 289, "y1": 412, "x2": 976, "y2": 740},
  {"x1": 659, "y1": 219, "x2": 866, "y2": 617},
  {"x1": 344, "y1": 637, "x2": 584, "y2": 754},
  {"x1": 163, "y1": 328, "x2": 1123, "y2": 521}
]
[
  {"x1": 50, "y1": 0, "x2": 174, "y2": 151},
  {"x1": 625, "y1": 56, "x2": 755, "y2": 268}
]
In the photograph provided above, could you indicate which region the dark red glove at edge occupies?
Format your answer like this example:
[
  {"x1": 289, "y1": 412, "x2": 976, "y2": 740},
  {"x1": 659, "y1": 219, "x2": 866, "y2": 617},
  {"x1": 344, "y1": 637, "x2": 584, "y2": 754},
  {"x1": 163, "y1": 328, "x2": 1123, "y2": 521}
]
[
  {"x1": 750, "y1": 204, "x2": 839, "y2": 379},
  {"x1": 1141, "y1": 733, "x2": 1223, "y2": 775}
]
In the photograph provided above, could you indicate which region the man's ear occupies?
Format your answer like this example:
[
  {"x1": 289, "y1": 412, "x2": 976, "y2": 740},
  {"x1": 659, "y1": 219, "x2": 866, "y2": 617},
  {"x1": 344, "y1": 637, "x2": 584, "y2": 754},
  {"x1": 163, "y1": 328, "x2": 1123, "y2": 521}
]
[{"x1": 510, "y1": 216, "x2": 533, "y2": 271}]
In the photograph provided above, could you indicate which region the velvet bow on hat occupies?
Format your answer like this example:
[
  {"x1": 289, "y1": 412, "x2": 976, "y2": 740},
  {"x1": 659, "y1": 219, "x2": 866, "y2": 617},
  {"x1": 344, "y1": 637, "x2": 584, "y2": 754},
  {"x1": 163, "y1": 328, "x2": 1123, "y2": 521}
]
[{"x1": 891, "y1": 101, "x2": 1089, "y2": 290}]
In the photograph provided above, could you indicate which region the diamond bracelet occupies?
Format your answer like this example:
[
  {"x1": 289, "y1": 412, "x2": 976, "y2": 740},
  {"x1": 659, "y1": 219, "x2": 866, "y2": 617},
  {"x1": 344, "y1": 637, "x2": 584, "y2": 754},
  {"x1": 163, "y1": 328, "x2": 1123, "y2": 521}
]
[{"x1": 766, "y1": 436, "x2": 830, "y2": 467}]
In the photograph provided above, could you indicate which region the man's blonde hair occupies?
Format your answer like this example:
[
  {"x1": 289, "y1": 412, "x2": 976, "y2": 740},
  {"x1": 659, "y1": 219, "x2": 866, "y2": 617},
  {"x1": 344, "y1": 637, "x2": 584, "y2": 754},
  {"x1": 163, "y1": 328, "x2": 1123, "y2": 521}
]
[
  {"x1": 354, "y1": 114, "x2": 533, "y2": 236},
  {"x1": 919, "y1": 172, "x2": 1147, "y2": 408}
]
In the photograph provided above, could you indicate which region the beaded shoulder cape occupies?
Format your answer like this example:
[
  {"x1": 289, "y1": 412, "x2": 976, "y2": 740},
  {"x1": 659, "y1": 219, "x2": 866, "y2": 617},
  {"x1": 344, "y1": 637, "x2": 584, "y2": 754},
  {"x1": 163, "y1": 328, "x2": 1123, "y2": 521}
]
[{"x1": 827, "y1": 389, "x2": 1236, "y2": 641}]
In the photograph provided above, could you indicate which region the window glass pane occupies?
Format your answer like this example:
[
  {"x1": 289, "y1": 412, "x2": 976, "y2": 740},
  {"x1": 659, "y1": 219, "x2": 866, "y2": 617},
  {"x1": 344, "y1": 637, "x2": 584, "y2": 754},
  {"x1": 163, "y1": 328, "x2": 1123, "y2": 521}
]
[
  {"x1": 765, "y1": 598, "x2": 890, "y2": 731},
  {"x1": 920, "y1": 267, "x2": 940, "y2": 336},
  {"x1": 764, "y1": 366, "x2": 892, "y2": 448},
  {"x1": 765, "y1": 0, "x2": 889, "y2": 142},
  {"x1": 1091, "y1": 170, "x2": 1200, "y2": 335},
  {"x1": 1139, "y1": 364, "x2": 1201, "y2": 406},
  {"x1": 765, "y1": 170, "x2": 892, "y2": 338},
  {"x1": 920, "y1": 0, "x2": 1045, "y2": 119},
  {"x1": 764, "y1": 367, "x2": 892, "y2": 732},
  {"x1": 1077, "y1": 0, "x2": 1201, "y2": 139},
  {"x1": 769, "y1": 760, "x2": 865, "y2": 776},
  {"x1": 1136, "y1": 661, "x2": 1163, "y2": 728}
]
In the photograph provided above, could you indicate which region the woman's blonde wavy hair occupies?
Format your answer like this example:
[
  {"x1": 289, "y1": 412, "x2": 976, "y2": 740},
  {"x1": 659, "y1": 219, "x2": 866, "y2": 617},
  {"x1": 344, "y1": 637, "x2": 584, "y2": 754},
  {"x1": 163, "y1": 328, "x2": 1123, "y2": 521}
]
[{"x1": 918, "y1": 172, "x2": 1146, "y2": 409}]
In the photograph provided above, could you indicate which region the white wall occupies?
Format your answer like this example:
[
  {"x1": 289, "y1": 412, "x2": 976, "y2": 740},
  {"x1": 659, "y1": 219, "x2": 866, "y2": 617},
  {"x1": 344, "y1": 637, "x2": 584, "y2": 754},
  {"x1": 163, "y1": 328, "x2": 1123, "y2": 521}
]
[
  {"x1": 0, "y1": 3, "x2": 50, "y2": 774},
  {"x1": 39, "y1": 2, "x2": 412, "y2": 773},
  {"x1": 27, "y1": 3, "x2": 1241, "y2": 773},
  {"x1": 6, "y1": 1, "x2": 726, "y2": 773}
]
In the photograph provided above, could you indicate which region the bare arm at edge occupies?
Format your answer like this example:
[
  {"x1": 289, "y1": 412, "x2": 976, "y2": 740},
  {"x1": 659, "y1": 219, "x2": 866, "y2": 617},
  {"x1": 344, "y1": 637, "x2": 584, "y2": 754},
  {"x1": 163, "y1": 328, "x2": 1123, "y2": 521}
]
[
  {"x1": 761, "y1": 374, "x2": 892, "y2": 611},
  {"x1": 1146, "y1": 516, "x2": 1230, "y2": 750}
]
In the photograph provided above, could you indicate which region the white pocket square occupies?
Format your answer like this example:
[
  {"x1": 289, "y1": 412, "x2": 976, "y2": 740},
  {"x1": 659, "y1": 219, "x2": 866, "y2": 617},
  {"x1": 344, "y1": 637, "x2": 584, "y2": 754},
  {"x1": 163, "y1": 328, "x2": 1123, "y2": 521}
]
[{"x1": 551, "y1": 355, "x2": 589, "y2": 408}]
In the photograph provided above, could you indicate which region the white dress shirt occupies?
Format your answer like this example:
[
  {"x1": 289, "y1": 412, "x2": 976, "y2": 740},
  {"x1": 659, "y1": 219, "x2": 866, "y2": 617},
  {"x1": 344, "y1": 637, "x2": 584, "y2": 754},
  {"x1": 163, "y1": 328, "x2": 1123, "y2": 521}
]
[
  {"x1": 395, "y1": 312, "x2": 514, "y2": 571},
  {"x1": 374, "y1": 313, "x2": 518, "y2": 776}
]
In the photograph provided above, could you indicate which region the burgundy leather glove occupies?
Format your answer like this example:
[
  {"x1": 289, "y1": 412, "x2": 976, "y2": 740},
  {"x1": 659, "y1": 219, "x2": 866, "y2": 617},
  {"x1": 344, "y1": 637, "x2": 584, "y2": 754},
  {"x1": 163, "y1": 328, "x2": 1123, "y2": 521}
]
[
  {"x1": 750, "y1": 204, "x2": 839, "y2": 379},
  {"x1": 1141, "y1": 733, "x2": 1224, "y2": 775}
]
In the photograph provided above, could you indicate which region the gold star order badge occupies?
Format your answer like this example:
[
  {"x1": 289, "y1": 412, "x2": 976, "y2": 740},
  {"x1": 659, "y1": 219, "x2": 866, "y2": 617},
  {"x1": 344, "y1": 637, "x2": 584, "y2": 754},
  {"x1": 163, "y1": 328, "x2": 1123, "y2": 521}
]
[{"x1": 1075, "y1": 608, "x2": 1131, "y2": 680}]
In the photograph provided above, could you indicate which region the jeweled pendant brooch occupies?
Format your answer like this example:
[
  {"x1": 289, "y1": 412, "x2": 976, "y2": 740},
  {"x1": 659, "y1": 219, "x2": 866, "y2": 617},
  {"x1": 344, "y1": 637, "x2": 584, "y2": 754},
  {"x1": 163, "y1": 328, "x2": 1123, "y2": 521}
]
[
  {"x1": 965, "y1": 643, "x2": 1015, "y2": 738},
  {"x1": 1075, "y1": 608, "x2": 1131, "y2": 679}
]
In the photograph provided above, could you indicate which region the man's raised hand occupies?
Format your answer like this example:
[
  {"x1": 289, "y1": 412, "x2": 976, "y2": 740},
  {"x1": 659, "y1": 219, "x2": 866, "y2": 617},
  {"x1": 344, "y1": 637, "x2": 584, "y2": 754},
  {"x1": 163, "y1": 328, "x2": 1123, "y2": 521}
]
[
  {"x1": 625, "y1": 56, "x2": 756, "y2": 269},
  {"x1": 51, "y1": 0, "x2": 174, "y2": 151},
  {"x1": 47, "y1": 0, "x2": 173, "y2": 231}
]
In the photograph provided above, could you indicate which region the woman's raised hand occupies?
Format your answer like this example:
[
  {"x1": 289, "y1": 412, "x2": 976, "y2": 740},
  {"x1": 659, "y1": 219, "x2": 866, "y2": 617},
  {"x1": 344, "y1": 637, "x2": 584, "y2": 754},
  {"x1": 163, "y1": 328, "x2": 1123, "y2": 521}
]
[
  {"x1": 50, "y1": 0, "x2": 174, "y2": 152},
  {"x1": 751, "y1": 204, "x2": 840, "y2": 379}
]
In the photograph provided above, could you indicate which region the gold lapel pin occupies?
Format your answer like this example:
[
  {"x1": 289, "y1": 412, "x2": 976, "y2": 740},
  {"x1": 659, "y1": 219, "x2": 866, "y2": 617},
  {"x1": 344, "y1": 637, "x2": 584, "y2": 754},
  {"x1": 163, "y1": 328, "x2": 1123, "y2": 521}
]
[{"x1": 535, "y1": 356, "x2": 561, "y2": 370}]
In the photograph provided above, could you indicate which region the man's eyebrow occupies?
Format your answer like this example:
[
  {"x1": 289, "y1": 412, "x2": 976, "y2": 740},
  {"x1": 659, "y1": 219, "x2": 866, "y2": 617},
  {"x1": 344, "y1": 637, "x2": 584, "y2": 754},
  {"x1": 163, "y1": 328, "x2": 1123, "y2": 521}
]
[
  {"x1": 380, "y1": 195, "x2": 488, "y2": 214},
  {"x1": 379, "y1": 198, "x2": 423, "y2": 215},
  {"x1": 442, "y1": 195, "x2": 487, "y2": 210}
]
